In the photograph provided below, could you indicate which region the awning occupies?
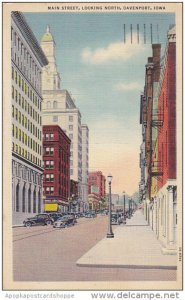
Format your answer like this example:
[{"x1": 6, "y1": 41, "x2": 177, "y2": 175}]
[{"x1": 44, "y1": 203, "x2": 58, "y2": 212}]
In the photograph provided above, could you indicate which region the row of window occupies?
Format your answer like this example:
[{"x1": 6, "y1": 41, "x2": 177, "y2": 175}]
[
  {"x1": 11, "y1": 27, "x2": 41, "y2": 94},
  {"x1": 43, "y1": 187, "x2": 69, "y2": 197},
  {"x1": 44, "y1": 133, "x2": 54, "y2": 140},
  {"x1": 12, "y1": 87, "x2": 42, "y2": 126},
  {"x1": 12, "y1": 105, "x2": 42, "y2": 140},
  {"x1": 12, "y1": 67, "x2": 42, "y2": 111},
  {"x1": 12, "y1": 125, "x2": 42, "y2": 155},
  {"x1": 12, "y1": 142, "x2": 42, "y2": 167}
]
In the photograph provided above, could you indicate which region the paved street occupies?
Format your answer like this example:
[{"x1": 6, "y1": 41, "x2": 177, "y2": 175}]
[{"x1": 13, "y1": 214, "x2": 176, "y2": 281}]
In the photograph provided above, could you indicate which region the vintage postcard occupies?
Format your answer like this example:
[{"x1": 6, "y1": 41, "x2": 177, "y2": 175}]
[{"x1": 2, "y1": 1, "x2": 183, "y2": 293}]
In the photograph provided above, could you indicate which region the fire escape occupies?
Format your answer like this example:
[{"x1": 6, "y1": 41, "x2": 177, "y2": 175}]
[
  {"x1": 151, "y1": 108, "x2": 164, "y2": 129},
  {"x1": 150, "y1": 160, "x2": 163, "y2": 178}
]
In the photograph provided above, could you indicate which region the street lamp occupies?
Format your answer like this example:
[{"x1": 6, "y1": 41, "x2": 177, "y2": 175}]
[
  {"x1": 123, "y1": 191, "x2": 126, "y2": 224},
  {"x1": 128, "y1": 198, "x2": 131, "y2": 218},
  {"x1": 107, "y1": 174, "x2": 114, "y2": 238}
]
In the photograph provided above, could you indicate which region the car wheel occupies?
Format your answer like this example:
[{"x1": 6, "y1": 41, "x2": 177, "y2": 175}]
[
  {"x1": 25, "y1": 222, "x2": 32, "y2": 228},
  {"x1": 46, "y1": 220, "x2": 52, "y2": 225}
]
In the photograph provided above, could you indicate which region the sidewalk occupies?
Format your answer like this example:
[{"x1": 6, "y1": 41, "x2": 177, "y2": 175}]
[{"x1": 76, "y1": 210, "x2": 177, "y2": 269}]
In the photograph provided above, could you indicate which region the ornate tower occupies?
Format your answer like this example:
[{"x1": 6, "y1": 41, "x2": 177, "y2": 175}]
[{"x1": 41, "y1": 26, "x2": 61, "y2": 90}]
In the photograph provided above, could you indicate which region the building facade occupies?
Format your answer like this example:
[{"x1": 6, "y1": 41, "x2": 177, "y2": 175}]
[
  {"x1": 40, "y1": 26, "x2": 89, "y2": 211},
  {"x1": 11, "y1": 12, "x2": 48, "y2": 225},
  {"x1": 88, "y1": 171, "x2": 106, "y2": 201},
  {"x1": 139, "y1": 26, "x2": 177, "y2": 254},
  {"x1": 43, "y1": 125, "x2": 70, "y2": 212},
  {"x1": 81, "y1": 124, "x2": 89, "y2": 211}
]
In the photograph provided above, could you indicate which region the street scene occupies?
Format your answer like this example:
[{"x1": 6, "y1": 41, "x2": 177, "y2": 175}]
[
  {"x1": 7, "y1": 2, "x2": 182, "y2": 288},
  {"x1": 13, "y1": 211, "x2": 176, "y2": 282}
]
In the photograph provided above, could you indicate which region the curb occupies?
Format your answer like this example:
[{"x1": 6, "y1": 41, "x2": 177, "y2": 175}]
[{"x1": 76, "y1": 263, "x2": 177, "y2": 270}]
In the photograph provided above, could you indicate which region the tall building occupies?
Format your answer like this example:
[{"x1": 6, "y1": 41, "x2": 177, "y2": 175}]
[
  {"x1": 43, "y1": 125, "x2": 70, "y2": 212},
  {"x1": 139, "y1": 26, "x2": 177, "y2": 254},
  {"x1": 11, "y1": 12, "x2": 48, "y2": 225},
  {"x1": 81, "y1": 124, "x2": 89, "y2": 211},
  {"x1": 40, "y1": 26, "x2": 89, "y2": 211},
  {"x1": 155, "y1": 26, "x2": 177, "y2": 253}
]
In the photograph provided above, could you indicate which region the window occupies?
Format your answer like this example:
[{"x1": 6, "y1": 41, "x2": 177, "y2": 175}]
[
  {"x1": 19, "y1": 111, "x2": 21, "y2": 123},
  {"x1": 12, "y1": 124, "x2": 14, "y2": 136},
  {"x1": 45, "y1": 160, "x2": 54, "y2": 169},
  {"x1": 19, "y1": 94, "x2": 21, "y2": 105},
  {"x1": 22, "y1": 97, "x2": 24, "y2": 109},
  {"x1": 45, "y1": 147, "x2": 54, "y2": 155},
  {"x1": 12, "y1": 86, "x2": 14, "y2": 99},
  {"x1": 12, "y1": 67, "x2": 14, "y2": 79},
  {"x1": 69, "y1": 116, "x2": 73, "y2": 122},
  {"x1": 70, "y1": 169, "x2": 73, "y2": 175},
  {"x1": 53, "y1": 116, "x2": 58, "y2": 122},
  {"x1": 18, "y1": 75, "x2": 21, "y2": 87},
  {"x1": 16, "y1": 127, "x2": 18, "y2": 139},
  {"x1": 47, "y1": 101, "x2": 51, "y2": 108},
  {"x1": 53, "y1": 101, "x2": 58, "y2": 109},
  {"x1": 12, "y1": 105, "x2": 14, "y2": 118},
  {"x1": 15, "y1": 108, "x2": 18, "y2": 120},
  {"x1": 50, "y1": 133, "x2": 54, "y2": 140},
  {"x1": 69, "y1": 125, "x2": 73, "y2": 130},
  {"x1": 46, "y1": 174, "x2": 50, "y2": 181},
  {"x1": 45, "y1": 134, "x2": 49, "y2": 140},
  {"x1": 69, "y1": 134, "x2": 73, "y2": 139}
]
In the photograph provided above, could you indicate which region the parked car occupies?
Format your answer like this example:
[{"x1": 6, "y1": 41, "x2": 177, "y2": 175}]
[
  {"x1": 101, "y1": 210, "x2": 108, "y2": 215},
  {"x1": 46, "y1": 213, "x2": 63, "y2": 222},
  {"x1": 23, "y1": 213, "x2": 54, "y2": 227},
  {"x1": 111, "y1": 212, "x2": 123, "y2": 225},
  {"x1": 53, "y1": 214, "x2": 77, "y2": 228},
  {"x1": 85, "y1": 211, "x2": 97, "y2": 218}
]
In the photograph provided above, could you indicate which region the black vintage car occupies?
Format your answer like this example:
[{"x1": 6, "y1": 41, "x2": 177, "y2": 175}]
[
  {"x1": 23, "y1": 213, "x2": 54, "y2": 227},
  {"x1": 111, "y1": 212, "x2": 123, "y2": 225}
]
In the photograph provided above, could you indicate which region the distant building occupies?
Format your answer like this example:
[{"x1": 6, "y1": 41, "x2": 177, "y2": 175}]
[
  {"x1": 88, "y1": 171, "x2": 106, "y2": 201},
  {"x1": 69, "y1": 179, "x2": 79, "y2": 212},
  {"x1": 40, "y1": 26, "x2": 89, "y2": 211},
  {"x1": 11, "y1": 12, "x2": 48, "y2": 225},
  {"x1": 111, "y1": 194, "x2": 120, "y2": 206},
  {"x1": 43, "y1": 125, "x2": 70, "y2": 212},
  {"x1": 81, "y1": 124, "x2": 89, "y2": 210},
  {"x1": 88, "y1": 194, "x2": 100, "y2": 211}
]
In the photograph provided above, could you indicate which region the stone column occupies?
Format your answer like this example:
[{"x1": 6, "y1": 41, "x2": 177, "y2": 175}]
[{"x1": 167, "y1": 185, "x2": 174, "y2": 245}]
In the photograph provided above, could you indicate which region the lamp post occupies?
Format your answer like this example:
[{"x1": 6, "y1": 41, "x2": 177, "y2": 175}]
[
  {"x1": 107, "y1": 174, "x2": 114, "y2": 238},
  {"x1": 129, "y1": 198, "x2": 131, "y2": 218},
  {"x1": 123, "y1": 191, "x2": 126, "y2": 224}
]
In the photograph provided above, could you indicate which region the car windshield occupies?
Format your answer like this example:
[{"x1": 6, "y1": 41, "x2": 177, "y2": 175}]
[{"x1": 58, "y1": 216, "x2": 68, "y2": 220}]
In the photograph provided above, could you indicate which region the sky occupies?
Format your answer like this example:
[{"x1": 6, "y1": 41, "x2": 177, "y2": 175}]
[{"x1": 24, "y1": 12, "x2": 175, "y2": 196}]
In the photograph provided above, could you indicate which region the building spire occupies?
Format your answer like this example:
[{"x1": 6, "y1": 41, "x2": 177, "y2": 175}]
[{"x1": 46, "y1": 25, "x2": 50, "y2": 33}]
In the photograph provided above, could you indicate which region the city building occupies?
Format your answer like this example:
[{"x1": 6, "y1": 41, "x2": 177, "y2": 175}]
[
  {"x1": 88, "y1": 171, "x2": 106, "y2": 202},
  {"x1": 81, "y1": 124, "x2": 89, "y2": 211},
  {"x1": 111, "y1": 194, "x2": 120, "y2": 207},
  {"x1": 139, "y1": 26, "x2": 177, "y2": 254},
  {"x1": 69, "y1": 179, "x2": 79, "y2": 212},
  {"x1": 154, "y1": 26, "x2": 177, "y2": 253},
  {"x1": 88, "y1": 194, "x2": 100, "y2": 211},
  {"x1": 40, "y1": 26, "x2": 89, "y2": 212},
  {"x1": 11, "y1": 12, "x2": 48, "y2": 225},
  {"x1": 43, "y1": 125, "x2": 70, "y2": 212}
]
